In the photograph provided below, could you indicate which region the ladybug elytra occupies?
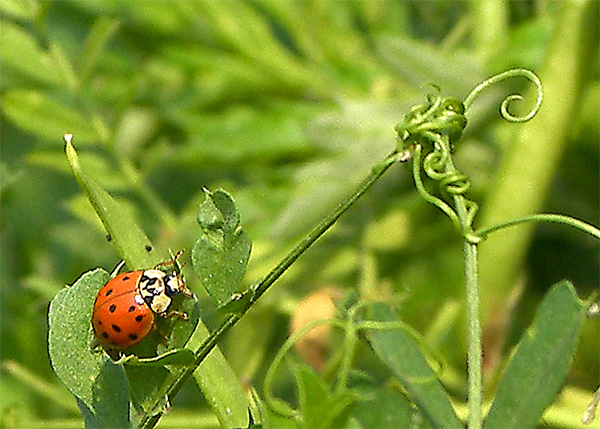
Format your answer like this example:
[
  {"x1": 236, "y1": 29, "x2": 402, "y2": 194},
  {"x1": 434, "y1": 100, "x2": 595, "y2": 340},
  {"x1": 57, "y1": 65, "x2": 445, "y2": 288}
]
[{"x1": 91, "y1": 250, "x2": 193, "y2": 357}]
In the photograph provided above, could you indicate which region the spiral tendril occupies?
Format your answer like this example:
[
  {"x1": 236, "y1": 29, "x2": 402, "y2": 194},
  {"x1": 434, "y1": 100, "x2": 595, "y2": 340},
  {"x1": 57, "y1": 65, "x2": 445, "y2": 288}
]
[
  {"x1": 394, "y1": 69, "x2": 542, "y2": 233},
  {"x1": 395, "y1": 86, "x2": 467, "y2": 154},
  {"x1": 463, "y1": 68, "x2": 543, "y2": 123}
]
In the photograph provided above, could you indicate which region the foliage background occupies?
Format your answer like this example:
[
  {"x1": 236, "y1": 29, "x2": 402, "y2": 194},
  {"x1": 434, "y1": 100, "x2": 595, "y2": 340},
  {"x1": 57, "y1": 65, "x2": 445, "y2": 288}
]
[{"x1": 1, "y1": 1, "x2": 598, "y2": 427}]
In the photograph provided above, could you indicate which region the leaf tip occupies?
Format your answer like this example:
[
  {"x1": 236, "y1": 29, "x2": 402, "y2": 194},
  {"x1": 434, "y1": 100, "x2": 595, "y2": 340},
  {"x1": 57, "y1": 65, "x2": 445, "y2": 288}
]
[{"x1": 63, "y1": 133, "x2": 74, "y2": 145}]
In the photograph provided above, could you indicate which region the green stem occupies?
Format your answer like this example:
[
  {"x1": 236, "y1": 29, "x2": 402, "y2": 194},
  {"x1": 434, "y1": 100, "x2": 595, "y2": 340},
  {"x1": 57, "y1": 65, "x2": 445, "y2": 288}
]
[
  {"x1": 334, "y1": 319, "x2": 357, "y2": 396},
  {"x1": 454, "y1": 195, "x2": 483, "y2": 429},
  {"x1": 252, "y1": 151, "x2": 400, "y2": 300},
  {"x1": 139, "y1": 150, "x2": 401, "y2": 429},
  {"x1": 476, "y1": 213, "x2": 600, "y2": 239},
  {"x1": 464, "y1": 240, "x2": 482, "y2": 429}
]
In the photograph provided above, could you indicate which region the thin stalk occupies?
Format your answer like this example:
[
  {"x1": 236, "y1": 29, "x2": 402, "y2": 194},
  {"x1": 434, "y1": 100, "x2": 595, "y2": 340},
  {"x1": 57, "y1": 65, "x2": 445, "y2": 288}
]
[
  {"x1": 464, "y1": 240, "x2": 482, "y2": 429},
  {"x1": 455, "y1": 195, "x2": 483, "y2": 429},
  {"x1": 139, "y1": 150, "x2": 401, "y2": 429},
  {"x1": 476, "y1": 213, "x2": 600, "y2": 239}
]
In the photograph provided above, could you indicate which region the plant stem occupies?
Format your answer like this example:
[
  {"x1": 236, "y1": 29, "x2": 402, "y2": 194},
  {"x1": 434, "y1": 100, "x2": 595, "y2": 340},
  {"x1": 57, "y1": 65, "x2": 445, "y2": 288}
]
[
  {"x1": 455, "y1": 196, "x2": 483, "y2": 429},
  {"x1": 464, "y1": 240, "x2": 482, "y2": 429},
  {"x1": 476, "y1": 213, "x2": 600, "y2": 239},
  {"x1": 252, "y1": 151, "x2": 400, "y2": 301},
  {"x1": 139, "y1": 150, "x2": 402, "y2": 429}
]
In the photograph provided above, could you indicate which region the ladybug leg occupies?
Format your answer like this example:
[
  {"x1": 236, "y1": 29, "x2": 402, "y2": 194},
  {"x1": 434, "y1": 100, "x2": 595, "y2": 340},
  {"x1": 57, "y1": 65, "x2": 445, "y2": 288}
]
[
  {"x1": 90, "y1": 336, "x2": 102, "y2": 350},
  {"x1": 104, "y1": 348, "x2": 122, "y2": 361},
  {"x1": 154, "y1": 250, "x2": 184, "y2": 270},
  {"x1": 179, "y1": 286, "x2": 194, "y2": 298},
  {"x1": 163, "y1": 310, "x2": 189, "y2": 321}
]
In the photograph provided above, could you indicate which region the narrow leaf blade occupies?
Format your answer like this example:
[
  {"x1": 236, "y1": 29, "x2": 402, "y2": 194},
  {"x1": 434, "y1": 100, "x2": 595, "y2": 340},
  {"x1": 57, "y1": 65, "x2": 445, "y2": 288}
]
[
  {"x1": 64, "y1": 135, "x2": 156, "y2": 269},
  {"x1": 362, "y1": 302, "x2": 462, "y2": 428},
  {"x1": 484, "y1": 281, "x2": 588, "y2": 428}
]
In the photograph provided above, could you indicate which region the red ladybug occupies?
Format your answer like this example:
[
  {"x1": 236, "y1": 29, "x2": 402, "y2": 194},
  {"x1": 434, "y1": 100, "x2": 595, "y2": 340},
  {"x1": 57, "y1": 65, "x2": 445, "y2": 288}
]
[{"x1": 91, "y1": 251, "x2": 193, "y2": 358}]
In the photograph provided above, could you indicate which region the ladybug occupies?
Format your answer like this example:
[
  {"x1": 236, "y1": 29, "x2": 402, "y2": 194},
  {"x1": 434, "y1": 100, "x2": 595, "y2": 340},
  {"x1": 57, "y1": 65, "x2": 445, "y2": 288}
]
[{"x1": 91, "y1": 250, "x2": 193, "y2": 358}]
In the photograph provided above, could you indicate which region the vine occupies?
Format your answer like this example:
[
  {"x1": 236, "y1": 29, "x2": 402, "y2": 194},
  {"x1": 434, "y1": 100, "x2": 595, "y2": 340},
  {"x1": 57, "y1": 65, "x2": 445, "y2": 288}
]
[
  {"x1": 391, "y1": 68, "x2": 543, "y2": 429},
  {"x1": 133, "y1": 69, "x2": 600, "y2": 429}
]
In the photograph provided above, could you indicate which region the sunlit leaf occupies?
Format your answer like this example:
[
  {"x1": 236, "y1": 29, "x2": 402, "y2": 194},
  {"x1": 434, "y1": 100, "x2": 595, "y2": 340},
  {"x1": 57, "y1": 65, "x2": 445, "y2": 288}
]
[{"x1": 192, "y1": 188, "x2": 252, "y2": 310}]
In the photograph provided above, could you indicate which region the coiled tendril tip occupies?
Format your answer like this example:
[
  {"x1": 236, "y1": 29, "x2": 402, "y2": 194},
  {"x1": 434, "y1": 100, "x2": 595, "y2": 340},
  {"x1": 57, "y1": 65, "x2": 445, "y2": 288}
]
[{"x1": 464, "y1": 68, "x2": 542, "y2": 123}]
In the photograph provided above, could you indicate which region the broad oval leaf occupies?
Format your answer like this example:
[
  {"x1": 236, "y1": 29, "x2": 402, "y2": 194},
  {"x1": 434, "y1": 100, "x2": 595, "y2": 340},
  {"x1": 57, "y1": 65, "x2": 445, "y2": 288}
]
[
  {"x1": 192, "y1": 188, "x2": 252, "y2": 310},
  {"x1": 48, "y1": 269, "x2": 131, "y2": 428}
]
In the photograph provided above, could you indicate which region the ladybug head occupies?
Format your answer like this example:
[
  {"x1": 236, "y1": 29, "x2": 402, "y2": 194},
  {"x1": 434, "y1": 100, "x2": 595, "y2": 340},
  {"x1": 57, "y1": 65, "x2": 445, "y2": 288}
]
[{"x1": 164, "y1": 272, "x2": 191, "y2": 298}]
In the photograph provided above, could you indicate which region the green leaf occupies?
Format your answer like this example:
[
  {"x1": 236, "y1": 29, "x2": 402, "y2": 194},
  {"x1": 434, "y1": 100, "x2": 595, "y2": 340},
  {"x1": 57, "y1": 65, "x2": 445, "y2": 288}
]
[
  {"x1": 0, "y1": 21, "x2": 63, "y2": 86},
  {"x1": 484, "y1": 281, "x2": 589, "y2": 428},
  {"x1": 192, "y1": 188, "x2": 252, "y2": 310},
  {"x1": 353, "y1": 384, "x2": 426, "y2": 428},
  {"x1": 294, "y1": 364, "x2": 355, "y2": 429},
  {"x1": 79, "y1": 16, "x2": 122, "y2": 85},
  {"x1": 64, "y1": 135, "x2": 156, "y2": 269},
  {"x1": 361, "y1": 302, "x2": 462, "y2": 428},
  {"x1": 189, "y1": 322, "x2": 252, "y2": 428},
  {"x1": 122, "y1": 296, "x2": 201, "y2": 414},
  {"x1": 0, "y1": 0, "x2": 40, "y2": 21},
  {"x1": 2, "y1": 90, "x2": 100, "y2": 143},
  {"x1": 48, "y1": 269, "x2": 131, "y2": 428}
]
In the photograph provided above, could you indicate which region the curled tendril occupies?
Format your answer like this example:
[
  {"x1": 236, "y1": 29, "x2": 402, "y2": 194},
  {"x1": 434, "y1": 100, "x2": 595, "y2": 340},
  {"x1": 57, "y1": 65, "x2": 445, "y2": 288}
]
[
  {"x1": 395, "y1": 85, "x2": 467, "y2": 154},
  {"x1": 463, "y1": 68, "x2": 543, "y2": 123},
  {"x1": 393, "y1": 69, "x2": 542, "y2": 234},
  {"x1": 394, "y1": 86, "x2": 476, "y2": 232}
]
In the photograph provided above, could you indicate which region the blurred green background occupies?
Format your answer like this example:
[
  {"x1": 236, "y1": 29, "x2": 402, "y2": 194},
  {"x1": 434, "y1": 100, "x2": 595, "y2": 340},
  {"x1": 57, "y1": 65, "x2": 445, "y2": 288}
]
[{"x1": 1, "y1": 1, "x2": 598, "y2": 427}]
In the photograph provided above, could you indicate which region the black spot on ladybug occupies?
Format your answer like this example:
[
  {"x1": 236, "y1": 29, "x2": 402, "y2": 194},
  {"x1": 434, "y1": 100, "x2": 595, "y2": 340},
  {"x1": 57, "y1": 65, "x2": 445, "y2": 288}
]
[
  {"x1": 101, "y1": 332, "x2": 108, "y2": 339},
  {"x1": 109, "y1": 304, "x2": 117, "y2": 313},
  {"x1": 128, "y1": 305, "x2": 136, "y2": 313},
  {"x1": 112, "y1": 324, "x2": 121, "y2": 333},
  {"x1": 129, "y1": 333, "x2": 138, "y2": 341},
  {"x1": 105, "y1": 289, "x2": 113, "y2": 297},
  {"x1": 145, "y1": 244, "x2": 152, "y2": 252},
  {"x1": 122, "y1": 275, "x2": 130, "y2": 281},
  {"x1": 135, "y1": 315, "x2": 144, "y2": 322},
  {"x1": 97, "y1": 320, "x2": 103, "y2": 326}
]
